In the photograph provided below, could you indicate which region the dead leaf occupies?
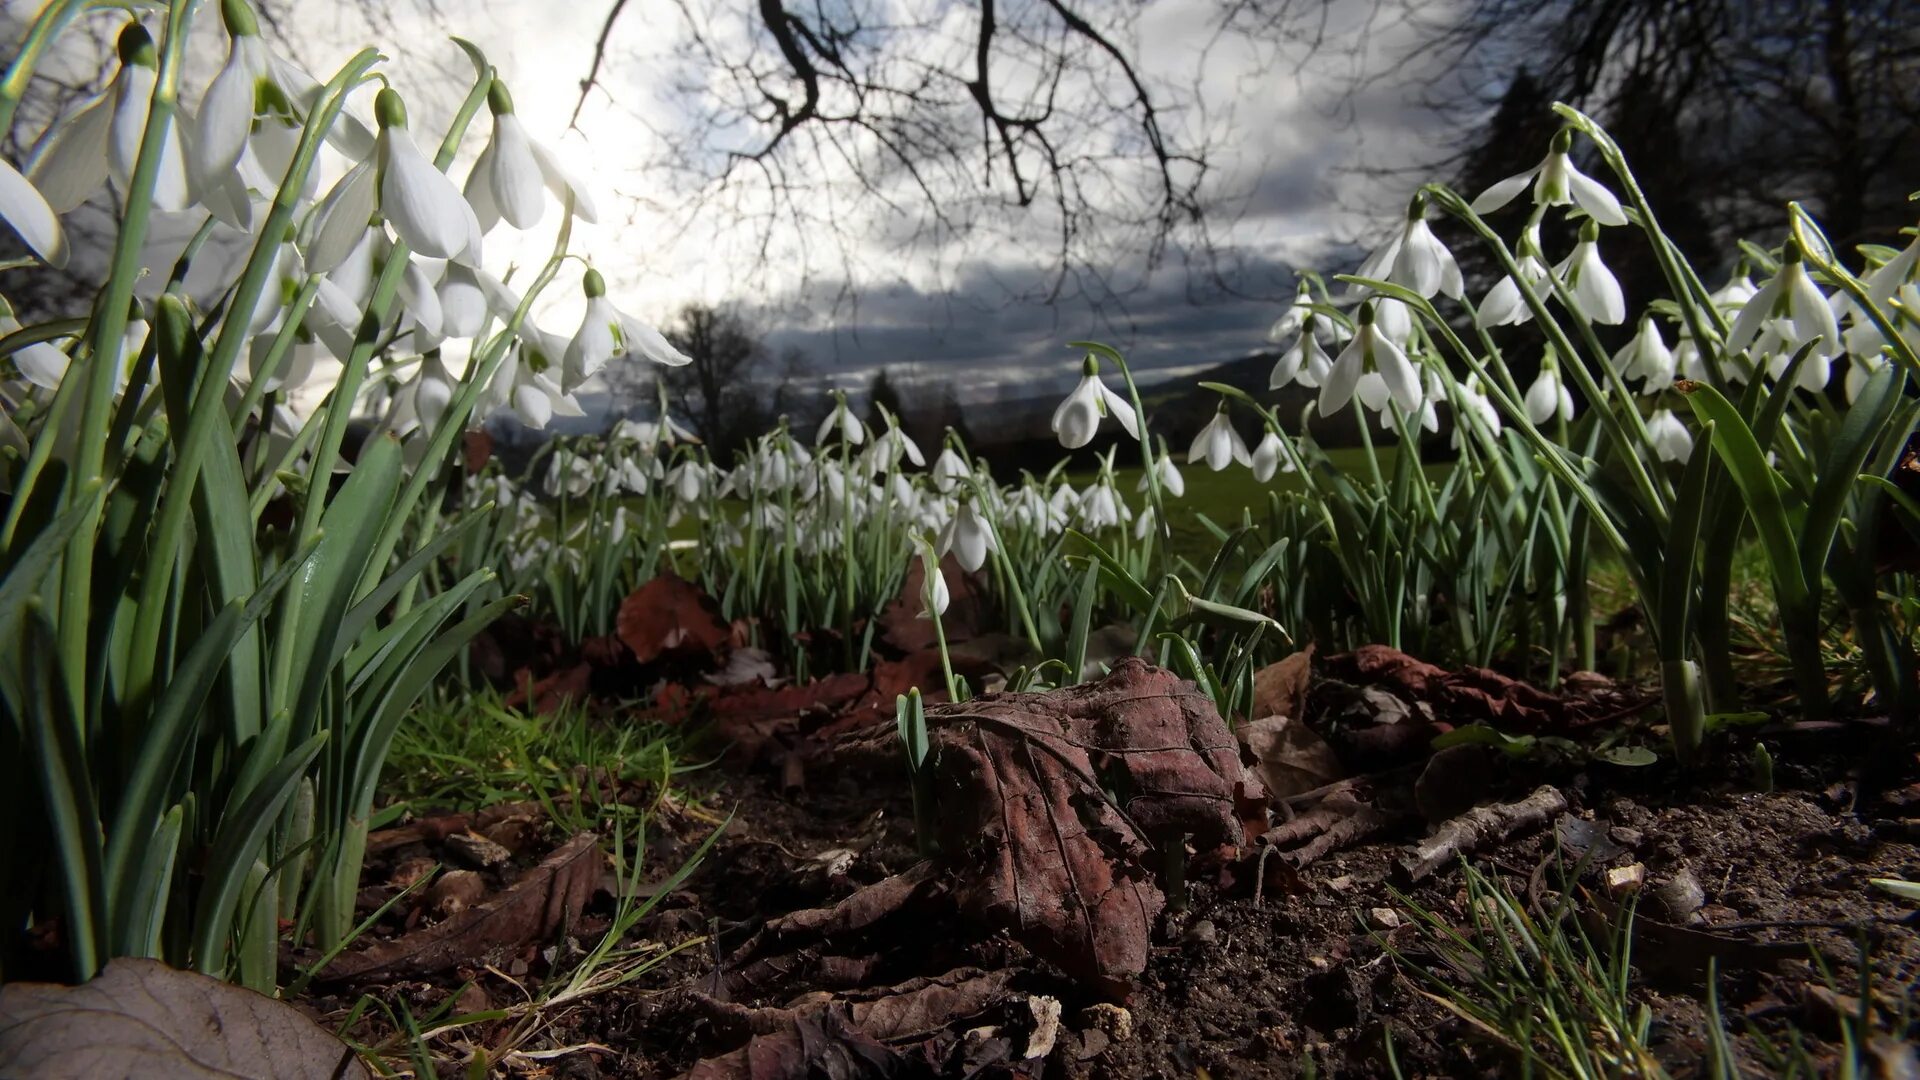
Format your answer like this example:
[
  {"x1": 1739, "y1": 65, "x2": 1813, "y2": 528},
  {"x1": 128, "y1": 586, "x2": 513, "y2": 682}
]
[
  {"x1": 705, "y1": 647, "x2": 777, "y2": 687},
  {"x1": 1251, "y1": 646, "x2": 1315, "y2": 722},
  {"x1": 1239, "y1": 714, "x2": 1344, "y2": 802},
  {"x1": 1327, "y1": 645, "x2": 1636, "y2": 732},
  {"x1": 502, "y1": 662, "x2": 592, "y2": 714},
  {"x1": 928, "y1": 657, "x2": 1255, "y2": 998},
  {"x1": 618, "y1": 574, "x2": 730, "y2": 663},
  {"x1": 320, "y1": 832, "x2": 601, "y2": 983},
  {"x1": 682, "y1": 1011, "x2": 909, "y2": 1080},
  {"x1": 0, "y1": 958, "x2": 369, "y2": 1079}
]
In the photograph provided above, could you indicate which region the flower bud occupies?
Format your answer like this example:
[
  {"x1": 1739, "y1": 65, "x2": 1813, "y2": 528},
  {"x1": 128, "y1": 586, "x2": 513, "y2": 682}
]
[
  {"x1": 117, "y1": 22, "x2": 157, "y2": 68},
  {"x1": 583, "y1": 267, "x2": 606, "y2": 298},
  {"x1": 487, "y1": 78, "x2": 515, "y2": 116},
  {"x1": 375, "y1": 88, "x2": 408, "y2": 130}
]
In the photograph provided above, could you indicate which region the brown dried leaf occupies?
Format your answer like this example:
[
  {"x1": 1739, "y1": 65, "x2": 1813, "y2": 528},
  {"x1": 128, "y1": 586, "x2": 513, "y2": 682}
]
[
  {"x1": 1239, "y1": 714, "x2": 1344, "y2": 802},
  {"x1": 618, "y1": 573, "x2": 730, "y2": 663},
  {"x1": 320, "y1": 832, "x2": 600, "y2": 983},
  {"x1": 1329, "y1": 644, "x2": 1628, "y2": 732},
  {"x1": 1251, "y1": 646, "x2": 1315, "y2": 722},
  {"x1": 682, "y1": 1012, "x2": 909, "y2": 1080},
  {"x1": 0, "y1": 958, "x2": 369, "y2": 1079},
  {"x1": 878, "y1": 553, "x2": 983, "y2": 652},
  {"x1": 928, "y1": 657, "x2": 1255, "y2": 998}
]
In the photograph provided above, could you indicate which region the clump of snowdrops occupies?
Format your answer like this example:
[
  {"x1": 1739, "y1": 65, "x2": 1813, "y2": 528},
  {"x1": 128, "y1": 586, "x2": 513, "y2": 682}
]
[{"x1": 0, "y1": 0, "x2": 688, "y2": 987}]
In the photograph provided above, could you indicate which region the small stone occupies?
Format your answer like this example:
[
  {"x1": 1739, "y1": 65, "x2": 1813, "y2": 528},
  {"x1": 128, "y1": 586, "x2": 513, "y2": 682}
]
[
  {"x1": 453, "y1": 982, "x2": 490, "y2": 1015},
  {"x1": 1609, "y1": 826, "x2": 1645, "y2": 849},
  {"x1": 1025, "y1": 996, "x2": 1062, "y2": 1059},
  {"x1": 1366, "y1": 907, "x2": 1401, "y2": 931},
  {"x1": 1077, "y1": 1028, "x2": 1110, "y2": 1060},
  {"x1": 1182, "y1": 919, "x2": 1218, "y2": 946},
  {"x1": 445, "y1": 831, "x2": 512, "y2": 870},
  {"x1": 1079, "y1": 1003, "x2": 1132, "y2": 1044},
  {"x1": 1651, "y1": 868, "x2": 1706, "y2": 922},
  {"x1": 426, "y1": 869, "x2": 487, "y2": 917},
  {"x1": 1605, "y1": 863, "x2": 1647, "y2": 897}
]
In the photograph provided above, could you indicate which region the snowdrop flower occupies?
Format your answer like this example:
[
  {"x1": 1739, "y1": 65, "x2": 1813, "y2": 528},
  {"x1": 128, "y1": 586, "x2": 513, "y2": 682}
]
[
  {"x1": 1138, "y1": 444, "x2": 1185, "y2": 497},
  {"x1": 1450, "y1": 374, "x2": 1502, "y2": 449},
  {"x1": 545, "y1": 453, "x2": 596, "y2": 498},
  {"x1": 561, "y1": 268, "x2": 690, "y2": 392},
  {"x1": 1353, "y1": 193, "x2": 1463, "y2": 300},
  {"x1": 1271, "y1": 313, "x2": 1334, "y2": 390},
  {"x1": 1470, "y1": 129, "x2": 1628, "y2": 226},
  {"x1": 1372, "y1": 296, "x2": 1415, "y2": 346},
  {"x1": 1524, "y1": 352, "x2": 1576, "y2": 424},
  {"x1": 1612, "y1": 316, "x2": 1675, "y2": 392},
  {"x1": 1, "y1": 305, "x2": 73, "y2": 391},
  {"x1": 816, "y1": 391, "x2": 866, "y2": 446},
  {"x1": 1320, "y1": 302, "x2": 1422, "y2": 418},
  {"x1": 31, "y1": 23, "x2": 190, "y2": 214},
  {"x1": 463, "y1": 79, "x2": 598, "y2": 232},
  {"x1": 669, "y1": 459, "x2": 710, "y2": 504},
  {"x1": 1077, "y1": 477, "x2": 1131, "y2": 530},
  {"x1": 409, "y1": 351, "x2": 456, "y2": 439},
  {"x1": 1724, "y1": 241, "x2": 1841, "y2": 361},
  {"x1": 866, "y1": 414, "x2": 926, "y2": 472},
  {"x1": 1266, "y1": 281, "x2": 1315, "y2": 343},
  {"x1": 307, "y1": 90, "x2": 481, "y2": 272},
  {"x1": 1646, "y1": 408, "x2": 1693, "y2": 463},
  {"x1": 491, "y1": 326, "x2": 584, "y2": 429},
  {"x1": 1476, "y1": 226, "x2": 1549, "y2": 328},
  {"x1": 1710, "y1": 271, "x2": 1757, "y2": 315},
  {"x1": 938, "y1": 499, "x2": 996, "y2": 573},
  {"x1": 931, "y1": 446, "x2": 969, "y2": 492},
  {"x1": 916, "y1": 539, "x2": 949, "y2": 619},
  {"x1": 1250, "y1": 426, "x2": 1289, "y2": 482},
  {"x1": 1187, "y1": 403, "x2": 1252, "y2": 472},
  {"x1": 0, "y1": 158, "x2": 67, "y2": 267},
  {"x1": 1673, "y1": 329, "x2": 1709, "y2": 382},
  {"x1": 1553, "y1": 221, "x2": 1626, "y2": 325},
  {"x1": 1052, "y1": 356, "x2": 1138, "y2": 449}
]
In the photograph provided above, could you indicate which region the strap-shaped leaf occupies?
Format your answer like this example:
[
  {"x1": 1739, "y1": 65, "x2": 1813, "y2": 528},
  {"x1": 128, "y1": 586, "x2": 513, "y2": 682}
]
[
  {"x1": 0, "y1": 483, "x2": 102, "y2": 712},
  {"x1": 1680, "y1": 381, "x2": 1812, "y2": 618},
  {"x1": 192, "y1": 731, "x2": 328, "y2": 977},
  {"x1": 1801, "y1": 364, "x2": 1903, "y2": 585}
]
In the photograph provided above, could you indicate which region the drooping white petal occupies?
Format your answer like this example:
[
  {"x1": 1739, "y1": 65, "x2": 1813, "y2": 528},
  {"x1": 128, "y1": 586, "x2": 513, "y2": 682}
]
[
  {"x1": 305, "y1": 158, "x2": 378, "y2": 273},
  {"x1": 1565, "y1": 164, "x2": 1628, "y2": 226},
  {"x1": 397, "y1": 257, "x2": 444, "y2": 341},
  {"x1": 486, "y1": 113, "x2": 547, "y2": 229},
  {"x1": 29, "y1": 93, "x2": 113, "y2": 213},
  {"x1": 564, "y1": 295, "x2": 618, "y2": 390},
  {"x1": 192, "y1": 38, "x2": 260, "y2": 185},
  {"x1": 1469, "y1": 165, "x2": 1540, "y2": 215},
  {"x1": 615, "y1": 313, "x2": 691, "y2": 367},
  {"x1": 1723, "y1": 275, "x2": 1783, "y2": 358},
  {"x1": 380, "y1": 129, "x2": 479, "y2": 260},
  {"x1": 1051, "y1": 378, "x2": 1102, "y2": 449},
  {"x1": 1566, "y1": 241, "x2": 1626, "y2": 325},
  {"x1": 1099, "y1": 383, "x2": 1139, "y2": 439},
  {"x1": 529, "y1": 140, "x2": 598, "y2": 223},
  {"x1": 15, "y1": 340, "x2": 71, "y2": 389},
  {"x1": 0, "y1": 157, "x2": 68, "y2": 267},
  {"x1": 1373, "y1": 334, "x2": 1423, "y2": 413},
  {"x1": 1250, "y1": 430, "x2": 1283, "y2": 482},
  {"x1": 1319, "y1": 336, "x2": 1365, "y2": 416},
  {"x1": 438, "y1": 263, "x2": 487, "y2": 337}
]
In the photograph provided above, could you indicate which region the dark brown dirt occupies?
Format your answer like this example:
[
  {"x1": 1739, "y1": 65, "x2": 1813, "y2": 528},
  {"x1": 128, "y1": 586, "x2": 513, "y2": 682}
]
[{"x1": 305, "y1": 721, "x2": 1920, "y2": 1079}]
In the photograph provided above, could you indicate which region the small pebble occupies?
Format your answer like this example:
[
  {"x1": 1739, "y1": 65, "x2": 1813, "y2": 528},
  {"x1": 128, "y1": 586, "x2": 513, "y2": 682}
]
[
  {"x1": 445, "y1": 832, "x2": 511, "y2": 870},
  {"x1": 1182, "y1": 919, "x2": 1218, "y2": 946},
  {"x1": 1366, "y1": 907, "x2": 1401, "y2": 931},
  {"x1": 1652, "y1": 868, "x2": 1706, "y2": 922},
  {"x1": 1079, "y1": 1003, "x2": 1132, "y2": 1043}
]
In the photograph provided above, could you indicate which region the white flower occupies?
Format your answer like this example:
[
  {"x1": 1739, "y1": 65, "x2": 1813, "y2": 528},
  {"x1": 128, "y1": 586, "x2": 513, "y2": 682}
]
[
  {"x1": 1052, "y1": 359, "x2": 1139, "y2": 449},
  {"x1": 464, "y1": 80, "x2": 596, "y2": 231},
  {"x1": 1450, "y1": 374, "x2": 1502, "y2": 449},
  {"x1": 1077, "y1": 476, "x2": 1131, "y2": 530},
  {"x1": 938, "y1": 499, "x2": 996, "y2": 572},
  {"x1": 1266, "y1": 281, "x2": 1314, "y2": 343},
  {"x1": 438, "y1": 263, "x2": 489, "y2": 338},
  {"x1": 1138, "y1": 447, "x2": 1185, "y2": 497},
  {"x1": 1470, "y1": 130, "x2": 1628, "y2": 226},
  {"x1": 1647, "y1": 408, "x2": 1693, "y2": 463},
  {"x1": 375, "y1": 90, "x2": 483, "y2": 264},
  {"x1": 668, "y1": 459, "x2": 710, "y2": 503},
  {"x1": 917, "y1": 541, "x2": 949, "y2": 619},
  {"x1": 1354, "y1": 195, "x2": 1463, "y2": 300},
  {"x1": 1553, "y1": 223, "x2": 1626, "y2": 325},
  {"x1": 1187, "y1": 405, "x2": 1252, "y2": 472},
  {"x1": 0, "y1": 157, "x2": 67, "y2": 267},
  {"x1": 1250, "y1": 428, "x2": 1288, "y2": 482},
  {"x1": 1710, "y1": 272, "x2": 1757, "y2": 314},
  {"x1": 562, "y1": 269, "x2": 691, "y2": 391},
  {"x1": 31, "y1": 23, "x2": 189, "y2": 214},
  {"x1": 1271, "y1": 314, "x2": 1333, "y2": 390},
  {"x1": 1476, "y1": 227, "x2": 1549, "y2": 328},
  {"x1": 816, "y1": 392, "x2": 866, "y2": 446},
  {"x1": 1320, "y1": 303, "x2": 1422, "y2": 418},
  {"x1": 866, "y1": 418, "x2": 925, "y2": 472},
  {"x1": 931, "y1": 447, "x2": 969, "y2": 492},
  {"x1": 409, "y1": 351, "x2": 456, "y2": 438},
  {"x1": 1612, "y1": 316, "x2": 1675, "y2": 393},
  {"x1": 1524, "y1": 356, "x2": 1575, "y2": 424},
  {"x1": 1724, "y1": 242, "x2": 1841, "y2": 361}
]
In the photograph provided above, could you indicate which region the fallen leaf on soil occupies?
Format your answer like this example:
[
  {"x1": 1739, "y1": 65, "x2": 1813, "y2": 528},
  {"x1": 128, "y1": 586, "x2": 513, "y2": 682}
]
[
  {"x1": 0, "y1": 958, "x2": 369, "y2": 1079},
  {"x1": 927, "y1": 657, "x2": 1257, "y2": 998},
  {"x1": 618, "y1": 573, "x2": 731, "y2": 663},
  {"x1": 695, "y1": 968, "x2": 1015, "y2": 1044},
  {"x1": 320, "y1": 832, "x2": 600, "y2": 983},
  {"x1": 503, "y1": 662, "x2": 592, "y2": 714},
  {"x1": 1579, "y1": 890, "x2": 1826, "y2": 981},
  {"x1": 1251, "y1": 647, "x2": 1315, "y2": 722},
  {"x1": 683, "y1": 1011, "x2": 910, "y2": 1080},
  {"x1": 366, "y1": 812, "x2": 472, "y2": 855},
  {"x1": 705, "y1": 647, "x2": 777, "y2": 687},
  {"x1": 1239, "y1": 714, "x2": 1344, "y2": 802},
  {"x1": 1327, "y1": 645, "x2": 1632, "y2": 732}
]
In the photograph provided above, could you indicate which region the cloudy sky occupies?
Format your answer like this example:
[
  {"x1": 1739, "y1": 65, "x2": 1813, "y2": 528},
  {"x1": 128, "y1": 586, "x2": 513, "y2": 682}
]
[{"x1": 10, "y1": 0, "x2": 1472, "y2": 415}]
